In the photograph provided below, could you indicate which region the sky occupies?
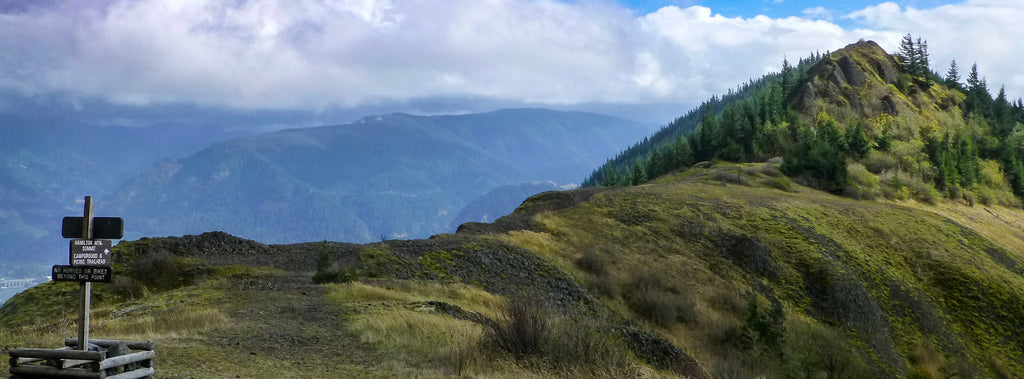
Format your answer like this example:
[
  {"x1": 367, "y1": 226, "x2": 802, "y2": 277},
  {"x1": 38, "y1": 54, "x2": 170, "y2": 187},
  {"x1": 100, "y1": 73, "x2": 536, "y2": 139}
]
[{"x1": 0, "y1": 0, "x2": 1022, "y2": 126}]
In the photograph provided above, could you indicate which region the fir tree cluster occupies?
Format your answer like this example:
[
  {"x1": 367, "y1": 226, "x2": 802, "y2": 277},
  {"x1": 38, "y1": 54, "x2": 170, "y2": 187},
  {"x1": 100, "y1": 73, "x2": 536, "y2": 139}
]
[{"x1": 585, "y1": 37, "x2": 1024, "y2": 206}]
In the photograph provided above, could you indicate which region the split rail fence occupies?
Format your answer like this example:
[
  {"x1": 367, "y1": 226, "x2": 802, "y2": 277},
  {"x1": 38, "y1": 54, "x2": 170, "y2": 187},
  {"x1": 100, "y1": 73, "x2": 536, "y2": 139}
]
[{"x1": 8, "y1": 338, "x2": 154, "y2": 379}]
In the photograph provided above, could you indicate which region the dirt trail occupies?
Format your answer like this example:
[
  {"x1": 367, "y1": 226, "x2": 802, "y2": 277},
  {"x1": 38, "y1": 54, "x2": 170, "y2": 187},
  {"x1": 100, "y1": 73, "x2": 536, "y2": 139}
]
[{"x1": 154, "y1": 273, "x2": 380, "y2": 378}]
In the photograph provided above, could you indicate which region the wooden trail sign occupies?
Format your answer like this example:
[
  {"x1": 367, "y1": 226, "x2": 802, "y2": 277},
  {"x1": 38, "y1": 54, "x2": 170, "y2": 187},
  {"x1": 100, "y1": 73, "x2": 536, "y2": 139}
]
[
  {"x1": 62, "y1": 216, "x2": 123, "y2": 239},
  {"x1": 56, "y1": 196, "x2": 124, "y2": 351},
  {"x1": 69, "y1": 239, "x2": 112, "y2": 266},
  {"x1": 51, "y1": 265, "x2": 112, "y2": 283}
]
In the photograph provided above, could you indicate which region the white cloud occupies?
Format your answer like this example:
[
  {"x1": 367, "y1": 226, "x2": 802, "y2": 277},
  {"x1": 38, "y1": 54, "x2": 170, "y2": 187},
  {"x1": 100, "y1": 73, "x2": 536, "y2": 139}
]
[
  {"x1": 801, "y1": 6, "x2": 833, "y2": 20},
  {"x1": 0, "y1": 0, "x2": 1021, "y2": 114},
  {"x1": 845, "y1": 0, "x2": 1024, "y2": 97}
]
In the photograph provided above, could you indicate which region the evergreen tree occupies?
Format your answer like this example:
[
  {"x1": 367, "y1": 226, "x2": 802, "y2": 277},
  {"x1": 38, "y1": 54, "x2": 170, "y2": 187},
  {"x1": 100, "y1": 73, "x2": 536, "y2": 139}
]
[
  {"x1": 956, "y1": 135, "x2": 979, "y2": 187},
  {"x1": 898, "y1": 34, "x2": 916, "y2": 70},
  {"x1": 781, "y1": 57, "x2": 794, "y2": 98},
  {"x1": 992, "y1": 86, "x2": 1014, "y2": 139},
  {"x1": 846, "y1": 122, "x2": 870, "y2": 159},
  {"x1": 966, "y1": 62, "x2": 982, "y2": 90},
  {"x1": 781, "y1": 114, "x2": 848, "y2": 193},
  {"x1": 916, "y1": 37, "x2": 930, "y2": 81},
  {"x1": 944, "y1": 60, "x2": 961, "y2": 89},
  {"x1": 964, "y1": 62, "x2": 994, "y2": 120}
]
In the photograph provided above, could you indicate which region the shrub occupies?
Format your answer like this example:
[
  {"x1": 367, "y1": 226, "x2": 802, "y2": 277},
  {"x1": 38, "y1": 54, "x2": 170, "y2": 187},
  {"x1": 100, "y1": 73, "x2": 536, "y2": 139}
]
[
  {"x1": 128, "y1": 249, "x2": 206, "y2": 291},
  {"x1": 544, "y1": 316, "x2": 632, "y2": 374},
  {"x1": 844, "y1": 163, "x2": 880, "y2": 200},
  {"x1": 947, "y1": 184, "x2": 963, "y2": 200},
  {"x1": 312, "y1": 246, "x2": 360, "y2": 284},
  {"x1": 743, "y1": 296, "x2": 784, "y2": 349},
  {"x1": 312, "y1": 266, "x2": 360, "y2": 284},
  {"x1": 625, "y1": 271, "x2": 696, "y2": 326},
  {"x1": 488, "y1": 298, "x2": 548, "y2": 358},
  {"x1": 761, "y1": 163, "x2": 784, "y2": 177},
  {"x1": 783, "y1": 323, "x2": 870, "y2": 379},
  {"x1": 976, "y1": 186, "x2": 995, "y2": 206},
  {"x1": 862, "y1": 151, "x2": 897, "y2": 174},
  {"x1": 762, "y1": 176, "x2": 794, "y2": 192},
  {"x1": 881, "y1": 173, "x2": 911, "y2": 200},
  {"x1": 576, "y1": 251, "x2": 608, "y2": 275},
  {"x1": 109, "y1": 276, "x2": 148, "y2": 300},
  {"x1": 962, "y1": 190, "x2": 975, "y2": 206},
  {"x1": 906, "y1": 177, "x2": 940, "y2": 204},
  {"x1": 715, "y1": 168, "x2": 750, "y2": 185},
  {"x1": 590, "y1": 275, "x2": 620, "y2": 299}
]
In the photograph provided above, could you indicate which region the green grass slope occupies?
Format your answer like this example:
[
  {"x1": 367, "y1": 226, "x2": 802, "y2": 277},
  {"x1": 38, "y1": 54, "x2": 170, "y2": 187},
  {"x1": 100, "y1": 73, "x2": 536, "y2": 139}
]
[
  {"x1": 3, "y1": 163, "x2": 1022, "y2": 378},
  {"x1": 490, "y1": 162, "x2": 1024, "y2": 377}
]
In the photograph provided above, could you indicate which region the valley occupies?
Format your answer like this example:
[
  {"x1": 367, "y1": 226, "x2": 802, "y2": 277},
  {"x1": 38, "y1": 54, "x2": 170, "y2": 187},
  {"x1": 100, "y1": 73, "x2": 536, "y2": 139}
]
[{"x1": 4, "y1": 36, "x2": 1024, "y2": 378}]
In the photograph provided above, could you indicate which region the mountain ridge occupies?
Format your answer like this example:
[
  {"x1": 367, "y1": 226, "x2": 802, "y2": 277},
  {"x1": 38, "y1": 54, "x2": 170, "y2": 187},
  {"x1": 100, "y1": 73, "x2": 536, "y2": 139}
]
[
  {"x1": 104, "y1": 108, "x2": 656, "y2": 245},
  {"x1": 4, "y1": 39, "x2": 1023, "y2": 378}
]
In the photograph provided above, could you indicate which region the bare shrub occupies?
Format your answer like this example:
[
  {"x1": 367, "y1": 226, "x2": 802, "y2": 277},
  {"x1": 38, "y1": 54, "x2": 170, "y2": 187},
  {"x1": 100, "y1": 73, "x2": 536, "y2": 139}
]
[
  {"x1": 844, "y1": 163, "x2": 880, "y2": 200},
  {"x1": 947, "y1": 184, "x2": 963, "y2": 200},
  {"x1": 904, "y1": 175, "x2": 940, "y2": 204},
  {"x1": 590, "y1": 275, "x2": 620, "y2": 299},
  {"x1": 762, "y1": 176, "x2": 794, "y2": 192},
  {"x1": 715, "y1": 169, "x2": 749, "y2": 186},
  {"x1": 863, "y1": 151, "x2": 897, "y2": 174},
  {"x1": 129, "y1": 249, "x2": 207, "y2": 291},
  {"x1": 576, "y1": 251, "x2": 608, "y2": 275},
  {"x1": 488, "y1": 298, "x2": 548, "y2": 358},
  {"x1": 109, "y1": 276, "x2": 148, "y2": 300},
  {"x1": 544, "y1": 316, "x2": 632, "y2": 374},
  {"x1": 784, "y1": 323, "x2": 870, "y2": 379},
  {"x1": 626, "y1": 271, "x2": 696, "y2": 326}
]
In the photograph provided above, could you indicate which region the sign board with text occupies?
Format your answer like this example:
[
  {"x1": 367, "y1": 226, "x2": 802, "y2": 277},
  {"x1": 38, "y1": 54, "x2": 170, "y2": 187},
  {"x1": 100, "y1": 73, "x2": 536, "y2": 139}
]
[
  {"x1": 69, "y1": 239, "x2": 112, "y2": 266},
  {"x1": 52, "y1": 265, "x2": 112, "y2": 283},
  {"x1": 62, "y1": 217, "x2": 124, "y2": 239}
]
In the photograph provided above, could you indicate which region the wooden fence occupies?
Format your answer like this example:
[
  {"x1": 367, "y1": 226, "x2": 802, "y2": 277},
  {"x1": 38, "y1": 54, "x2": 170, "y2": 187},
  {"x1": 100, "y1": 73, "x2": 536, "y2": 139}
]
[
  {"x1": 7, "y1": 338, "x2": 154, "y2": 379},
  {"x1": 0, "y1": 279, "x2": 40, "y2": 290}
]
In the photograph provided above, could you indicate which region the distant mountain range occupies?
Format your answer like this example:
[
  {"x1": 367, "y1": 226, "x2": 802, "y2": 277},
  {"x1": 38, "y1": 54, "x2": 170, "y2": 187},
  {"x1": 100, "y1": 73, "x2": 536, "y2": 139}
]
[
  {"x1": 106, "y1": 109, "x2": 655, "y2": 244},
  {"x1": 1, "y1": 108, "x2": 654, "y2": 270},
  {"x1": 0, "y1": 115, "x2": 245, "y2": 274}
]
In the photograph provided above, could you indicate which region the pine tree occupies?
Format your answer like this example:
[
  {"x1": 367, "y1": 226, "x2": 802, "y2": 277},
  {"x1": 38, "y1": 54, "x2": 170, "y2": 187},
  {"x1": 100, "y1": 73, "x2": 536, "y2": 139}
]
[
  {"x1": 846, "y1": 122, "x2": 870, "y2": 159},
  {"x1": 966, "y1": 62, "x2": 981, "y2": 90},
  {"x1": 781, "y1": 57, "x2": 794, "y2": 98},
  {"x1": 945, "y1": 60, "x2": 960, "y2": 88},
  {"x1": 916, "y1": 37, "x2": 930, "y2": 79},
  {"x1": 898, "y1": 34, "x2": 916, "y2": 70},
  {"x1": 993, "y1": 86, "x2": 1014, "y2": 138}
]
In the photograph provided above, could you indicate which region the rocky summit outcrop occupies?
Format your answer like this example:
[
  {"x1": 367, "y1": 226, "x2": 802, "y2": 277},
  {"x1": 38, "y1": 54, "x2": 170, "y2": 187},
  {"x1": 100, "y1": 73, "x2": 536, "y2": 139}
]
[{"x1": 790, "y1": 40, "x2": 963, "y2": 120}]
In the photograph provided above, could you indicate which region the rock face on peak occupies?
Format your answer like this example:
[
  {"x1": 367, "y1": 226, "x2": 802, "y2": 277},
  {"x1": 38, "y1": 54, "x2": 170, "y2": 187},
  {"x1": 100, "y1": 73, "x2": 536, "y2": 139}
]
[{"x1": 790, "y1": 40, "x2": 961, "y2": 120}]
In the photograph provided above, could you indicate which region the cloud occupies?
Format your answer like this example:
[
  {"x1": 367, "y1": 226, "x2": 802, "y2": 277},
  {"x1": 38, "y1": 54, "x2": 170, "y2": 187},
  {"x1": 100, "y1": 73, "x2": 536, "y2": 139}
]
[
  {"x1": 0, "y1": 0, "x2": 1021, "y2": 115},
  {"x1": 845, "y1": 0, "x2": 1024, "y2": 97},
  {"x1": 801, "y1": 6, "x2": 833, "y2": 20}
]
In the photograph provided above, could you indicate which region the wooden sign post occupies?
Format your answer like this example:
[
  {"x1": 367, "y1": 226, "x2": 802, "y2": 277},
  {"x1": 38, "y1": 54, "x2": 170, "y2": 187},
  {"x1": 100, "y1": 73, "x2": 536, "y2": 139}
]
[
  {"x1": 8, "y1": 197, "x2": 156, "y2": 378},
  {"x1": 78, "y1": 196, "x2": 94, "y2": 351},
  {"x1": 51, "y1": 196, "x2": 124, "y2": 350}
]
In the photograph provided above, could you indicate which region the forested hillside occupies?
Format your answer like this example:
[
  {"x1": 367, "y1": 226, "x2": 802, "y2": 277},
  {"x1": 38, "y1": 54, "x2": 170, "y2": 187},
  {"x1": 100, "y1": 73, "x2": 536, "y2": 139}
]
[
  {"x1": 0, "y1": 116, "x2": 243, "y2": 269},
  {"x1": 4, "y1": 39, "x2": 1024, "y2": 378},
  {"x1": 106, "y1": 109, "x2": 654, "y2": 244},
  {"x1": 586, "y1": 39, "x2": 1024, "y2": 209}
]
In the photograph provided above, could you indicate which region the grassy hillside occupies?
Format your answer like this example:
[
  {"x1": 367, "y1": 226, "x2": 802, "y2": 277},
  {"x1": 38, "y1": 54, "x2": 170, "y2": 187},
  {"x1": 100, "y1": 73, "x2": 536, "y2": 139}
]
[
  {"x1": 586, "y1": 40, "x2": 1024, "y2": 212},
  {"x1": 3, "y1": 162, "x2": 1021, "y2": 378}
]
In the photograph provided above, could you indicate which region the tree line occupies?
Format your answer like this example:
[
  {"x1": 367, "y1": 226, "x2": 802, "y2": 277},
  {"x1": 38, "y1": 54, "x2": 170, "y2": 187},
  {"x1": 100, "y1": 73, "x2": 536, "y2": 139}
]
[{"x1": 585, "y1": 37, "x2": 1024, "y2": 205}]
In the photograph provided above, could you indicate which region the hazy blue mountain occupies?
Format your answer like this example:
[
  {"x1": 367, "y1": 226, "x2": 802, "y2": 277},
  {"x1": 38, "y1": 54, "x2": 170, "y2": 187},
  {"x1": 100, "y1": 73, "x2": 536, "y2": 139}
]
[
  {"x1": 449, "y1": 181, "x2": 566, "y2": 230},
  {"x1": 0, "y1": 114, "x2": 246, "y2": 268},
  {"x1": 106, "y1": 109, "x2": 655, "y2": 244}
]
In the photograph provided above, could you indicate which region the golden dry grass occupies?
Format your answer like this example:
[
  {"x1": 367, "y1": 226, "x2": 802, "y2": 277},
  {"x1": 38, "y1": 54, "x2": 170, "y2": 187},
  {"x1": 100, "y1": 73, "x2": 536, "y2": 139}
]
[{"x1": 325, "y1": 279, "x2": 505, "y2": 319}]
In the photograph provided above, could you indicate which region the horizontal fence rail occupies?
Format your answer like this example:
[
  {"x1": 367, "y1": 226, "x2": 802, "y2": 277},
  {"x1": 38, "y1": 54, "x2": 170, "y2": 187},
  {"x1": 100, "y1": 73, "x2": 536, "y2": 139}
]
[{"x1": 7, "y1": 338, "x2": 155, "y2": 379}]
